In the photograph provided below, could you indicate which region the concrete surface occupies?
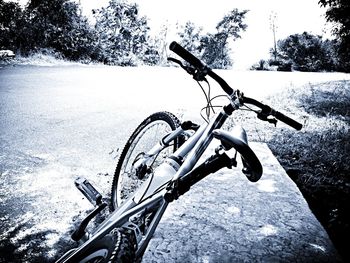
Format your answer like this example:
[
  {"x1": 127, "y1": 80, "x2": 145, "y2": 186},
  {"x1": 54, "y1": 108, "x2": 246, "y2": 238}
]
[{"x1": 141, "y1": 143, "x2": 341, "y2": 263}]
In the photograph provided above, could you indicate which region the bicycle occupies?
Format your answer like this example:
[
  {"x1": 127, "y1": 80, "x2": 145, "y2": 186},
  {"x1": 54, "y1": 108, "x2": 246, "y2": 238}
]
[{"x1": 55, "y1": 42, "x2": 302, "y2": 263}]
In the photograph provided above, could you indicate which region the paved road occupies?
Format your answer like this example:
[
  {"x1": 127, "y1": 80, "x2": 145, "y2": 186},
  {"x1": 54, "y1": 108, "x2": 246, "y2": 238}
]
[
  {"x1": 0, "y1": 65, "x2": 173, "y2": 262},
  {"x1": 0, "y1": 65, "x2": 347, "y2": 262}
]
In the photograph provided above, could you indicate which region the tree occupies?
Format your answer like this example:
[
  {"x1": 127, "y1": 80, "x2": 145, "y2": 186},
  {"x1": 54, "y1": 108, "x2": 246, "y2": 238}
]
[
  {"x1": 200, "y1": 9, "x2": 248, "y2": 69},
  {"x1": 199, "y1": 33, "x2": 232, "y2": 69},
  {"x1": 176, "y1": 9, "x2": 248, "y2": 69},
  {"x1": 0, "y1": 0, "x2": 25, "y2": 51},
  {"x1": 93, "y1": 0, "x2": 158, "y2": 66},
  {"x1": 24, "y1": 0, "x2": 95, "y2": 60},
  {"x1": 319, "y1": 0, "x2": 350, "y2": 72},
  {"x1": 275, "y1": 32, "x2": 337, "y2": 72},
  {"x1": 178, "y1": 21, "x2": 203, "y2": 55},
  {"x1": 153, "y1": 22, "x2": 170, "y2": 65}
]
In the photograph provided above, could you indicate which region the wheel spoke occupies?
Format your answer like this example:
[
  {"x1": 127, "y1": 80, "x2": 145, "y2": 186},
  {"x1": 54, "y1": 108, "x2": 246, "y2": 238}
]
[{"x1": 112, "y1": 113, "x2": 181, "y2": 208}]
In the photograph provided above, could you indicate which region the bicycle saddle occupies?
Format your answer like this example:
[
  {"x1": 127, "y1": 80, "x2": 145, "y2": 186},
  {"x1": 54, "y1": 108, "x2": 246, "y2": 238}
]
[{"x1": 212, "y1": 127, "x2": 263, "y2": 182}]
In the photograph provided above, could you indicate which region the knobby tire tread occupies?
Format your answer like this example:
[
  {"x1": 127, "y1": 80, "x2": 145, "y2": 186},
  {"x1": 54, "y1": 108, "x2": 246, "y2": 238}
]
[{"x1": 111, "y1": 111, "x2": 182, "y2": 210}]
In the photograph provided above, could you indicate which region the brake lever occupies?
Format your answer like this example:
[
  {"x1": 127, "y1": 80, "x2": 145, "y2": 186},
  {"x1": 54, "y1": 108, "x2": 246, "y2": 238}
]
[
  {"x1": 257, "y1": 111, "x2": 278, "y2": 127},
  {"x1": 193, "y1": 67, "x2": 208, "y2": 82},
  {"x1": 267, "y1": 118, "x2": 278, "y2": 126},
  {"x1": 167, "y1": 57, "x2": 183, "y2": 67},
  {"x1": 168, "y1": 57, "x2": 207, "y2": 81}
]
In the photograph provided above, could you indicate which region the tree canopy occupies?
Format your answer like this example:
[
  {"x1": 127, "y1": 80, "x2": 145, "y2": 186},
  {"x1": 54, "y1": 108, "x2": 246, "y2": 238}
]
[
  {"x1": 319, "y1": 0, "x2": 350, "y2": 72},
  {"x1": 0, "y1": 0, "x2": 26, "y2": 51},
  {"x1": 276, "y1": 32, "x2": 337, "y2": 72},
  {"x1": 1, "y1": 0, "x2": 247, "y2": 67},
  {"x1": 93, "y1": 0, "x2": 159, "y2": 65},
  {"x1": 178, "y1": 9, "x2": 248, "y2": 69}
]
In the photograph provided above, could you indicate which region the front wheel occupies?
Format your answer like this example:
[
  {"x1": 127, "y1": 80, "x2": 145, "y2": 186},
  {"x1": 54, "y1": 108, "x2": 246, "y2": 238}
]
[{"x1": 111, "y1": 111, "x2": 183, "y2": 210}]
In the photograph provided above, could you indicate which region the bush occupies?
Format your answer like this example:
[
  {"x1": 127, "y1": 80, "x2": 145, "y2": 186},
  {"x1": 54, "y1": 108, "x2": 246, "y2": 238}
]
[
  {"x1": 276, "y1": 61, "x2": 292, "y2": 72},
  {"x1": 275, "y1": 32, "x2": 338, "y2": 72},
  {"x1": 250, "y1": 59, "x2": 270, "y2": 71}
]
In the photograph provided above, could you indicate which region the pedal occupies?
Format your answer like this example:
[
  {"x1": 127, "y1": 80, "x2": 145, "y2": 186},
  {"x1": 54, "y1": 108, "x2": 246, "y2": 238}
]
[{"x1": 75, "y1": 177, "x2": 102, "y2": 206}]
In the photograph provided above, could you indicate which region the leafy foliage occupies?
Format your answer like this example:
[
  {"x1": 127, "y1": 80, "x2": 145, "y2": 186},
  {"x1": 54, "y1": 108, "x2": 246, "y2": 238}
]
[
  {"x1": 1, "y1": 0, "x2": 246, "y2": 67},
  {"x1": 1, "y1": 0, "x2": 159, "y2": 65},
  {"x1": 0, "y1": 0, "x2": 26, "y2": 51},
  {"x1": 177, "y1": 21, "x2": 203, "y2": 56},
  {"x1": 251, "y1": 32, "x2": 340, "y2": 72},
  {"x1": 93, "y1": 0, "x2": 159, "y2": 66},
  {"x1": 275, "y1": 32, "x2": 337, "y2": 72},
  {"x1": 319, "y1": 0, "x2": 350, "y2": 72},
  {"x1": 0, "y1": 0, "x2": 97, "y2": 60},
  {"x1": 250, "y1": 0, "x2": 350, "y2": 73},
  {"x1": 3, "y1": 0, "x2": 347, "y2": 70},
  {"x1": 178, "y1": 9, "x2": 248, "y2": 69},
  {"x1": 200, "y1": 9, "x2": 248, "y2": 69}
]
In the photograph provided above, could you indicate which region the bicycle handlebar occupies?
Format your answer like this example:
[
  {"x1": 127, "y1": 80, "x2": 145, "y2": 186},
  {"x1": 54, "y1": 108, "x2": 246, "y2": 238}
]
[
  {"x1": 169, "y1": 41, "x2": 302, "y2": 131},
  {"x1": 242, "y1": 97, "x2": 303, "y2": 130},
  {"x1": 169, "y1": 41, "x2": 205, "y2": 70},
  {"x1": 169, "y1": 41, "x2": 234, "y2": 95}
]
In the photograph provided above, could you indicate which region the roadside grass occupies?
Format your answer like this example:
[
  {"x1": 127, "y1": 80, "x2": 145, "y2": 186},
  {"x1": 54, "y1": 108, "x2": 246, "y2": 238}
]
[
  {"x1": 250, "y1": 80, "x2": 350, "y2": 261},
  {"x1": 0, "y1": 50, "x2": 91, "y2": 67}
]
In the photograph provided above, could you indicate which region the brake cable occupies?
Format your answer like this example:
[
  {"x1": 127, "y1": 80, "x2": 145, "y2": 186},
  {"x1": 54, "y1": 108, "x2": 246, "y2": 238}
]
[{"x1": 168, "y1": 57, "x2": 217, "y2": 122}]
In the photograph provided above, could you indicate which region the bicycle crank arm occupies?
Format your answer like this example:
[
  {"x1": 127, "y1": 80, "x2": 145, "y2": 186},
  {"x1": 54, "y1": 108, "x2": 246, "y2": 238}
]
[
  {"x1": 71, "y1": 202, "x2": 107, "y2": 241},
  {"x1": 72, "y1": 177, "x2": 107, "y2": 241}
]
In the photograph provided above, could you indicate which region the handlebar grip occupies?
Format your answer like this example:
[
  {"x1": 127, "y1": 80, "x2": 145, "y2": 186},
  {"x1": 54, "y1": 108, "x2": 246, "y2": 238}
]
[
  {"x1": 242, "y1": 96, "x2": 302, "y2": 130},
  {"x1": 274, "y1": 111, "x2": 303, "y2": 130},
  {"x1": 169, "y1": 41, "x2": 205, "y2": 69}
]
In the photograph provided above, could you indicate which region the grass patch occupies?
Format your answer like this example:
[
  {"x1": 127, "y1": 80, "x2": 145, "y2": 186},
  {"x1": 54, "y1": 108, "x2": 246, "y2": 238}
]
[
  {"x1": 0, "y1": 49, "x2": 91, "y2": 67},
  {"x1": 300, "y1": 80, "x2": 350, "y2": 119},
  {"x1": 266, "y1": 80, "x2": 350, "y2": 261}
]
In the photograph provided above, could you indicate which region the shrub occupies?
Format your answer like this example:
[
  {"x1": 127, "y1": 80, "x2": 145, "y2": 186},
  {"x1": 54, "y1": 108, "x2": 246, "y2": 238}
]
[
  {"x1": 250, "y1": 59, "x2": 270, "y2": 71},
  {"x1": 275, "y1": 32, "x2": 337, "y2": 72}
]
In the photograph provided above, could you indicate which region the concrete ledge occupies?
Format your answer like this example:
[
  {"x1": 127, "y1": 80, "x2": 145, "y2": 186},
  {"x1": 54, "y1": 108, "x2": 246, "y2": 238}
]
[{"x1": 142, "y1": 143, "x2": 341, "y2": 263}]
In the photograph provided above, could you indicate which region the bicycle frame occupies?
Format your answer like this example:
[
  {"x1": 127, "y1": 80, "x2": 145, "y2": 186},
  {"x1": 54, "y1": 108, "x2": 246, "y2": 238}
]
[
  {"x1": 57, "y1": 105, "x2": 234, "y2": 262},
  {"x1": 56, "y1": 41, "x2": 302, "y2": 263}
]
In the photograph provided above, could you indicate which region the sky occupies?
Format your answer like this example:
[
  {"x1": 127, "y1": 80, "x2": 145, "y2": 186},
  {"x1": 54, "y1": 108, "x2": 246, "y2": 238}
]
[{"x1": 13, "y1": 0, "x2": 331, "y2": 70}]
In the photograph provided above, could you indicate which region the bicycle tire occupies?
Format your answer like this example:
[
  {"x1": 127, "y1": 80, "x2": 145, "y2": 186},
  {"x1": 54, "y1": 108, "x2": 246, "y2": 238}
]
[
  {"x1": 111, "y1": 111, "x2": 182, "y2": 210},
  {"x1": 75, "y1": 228, "x2": 136, "y2": 263}
]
